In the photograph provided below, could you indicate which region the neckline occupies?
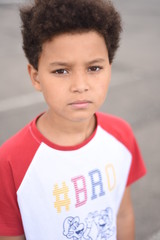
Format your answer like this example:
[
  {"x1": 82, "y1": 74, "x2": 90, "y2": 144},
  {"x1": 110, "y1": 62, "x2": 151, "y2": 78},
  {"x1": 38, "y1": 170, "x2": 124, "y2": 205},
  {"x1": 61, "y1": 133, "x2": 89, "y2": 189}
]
[{"x1": 30, "y1": 112, "x2": 99, "y2": 151}]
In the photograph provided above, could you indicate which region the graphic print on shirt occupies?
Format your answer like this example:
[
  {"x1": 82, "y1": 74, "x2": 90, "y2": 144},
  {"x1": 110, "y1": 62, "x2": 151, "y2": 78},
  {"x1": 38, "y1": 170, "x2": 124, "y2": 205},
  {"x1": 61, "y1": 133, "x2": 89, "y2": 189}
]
[
  {"x1": 53, "y1": 165, "x2": 117, "y2": 213},
  {"x1": 63, "y1": 207, "x2": 115, "y2": 240},
  {"x1": 53, "y1": 182, "x2": 71, "y2": 213}
]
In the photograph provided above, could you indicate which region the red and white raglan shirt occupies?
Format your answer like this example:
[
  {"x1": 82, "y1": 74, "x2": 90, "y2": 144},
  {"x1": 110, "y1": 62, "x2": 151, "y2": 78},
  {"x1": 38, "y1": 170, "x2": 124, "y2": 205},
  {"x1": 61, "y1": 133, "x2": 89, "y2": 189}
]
[{"x1": 0, "y1": 112, "x2": 146, "y2": 239}]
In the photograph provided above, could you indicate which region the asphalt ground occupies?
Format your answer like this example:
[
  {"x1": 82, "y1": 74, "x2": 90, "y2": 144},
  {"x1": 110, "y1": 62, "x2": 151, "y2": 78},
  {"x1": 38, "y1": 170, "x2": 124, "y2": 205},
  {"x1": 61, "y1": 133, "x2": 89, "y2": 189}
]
[{"x1": 0, "y1": 1, "x2": 160, "y2": 239}]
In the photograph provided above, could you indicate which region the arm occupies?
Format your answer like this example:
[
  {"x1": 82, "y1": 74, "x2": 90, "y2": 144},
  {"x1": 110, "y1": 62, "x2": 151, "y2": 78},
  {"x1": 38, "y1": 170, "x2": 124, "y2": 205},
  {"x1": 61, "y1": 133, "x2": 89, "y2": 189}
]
[
  {"x1": 0, "y1": 236, "x2": 25, "y2": 240},
  {"x1": 117, "y1": 187, "x2": 135, "y2": 240}
]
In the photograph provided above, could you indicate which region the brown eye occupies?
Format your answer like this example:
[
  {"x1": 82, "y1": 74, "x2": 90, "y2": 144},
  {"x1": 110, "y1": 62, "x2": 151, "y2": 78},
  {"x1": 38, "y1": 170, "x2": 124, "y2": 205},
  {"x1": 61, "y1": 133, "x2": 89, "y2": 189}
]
[
  {"x1": 88, "y1": 66, "x2": 102, "y2": 72},
  {"x1": 53, "y1": 69, "x2": 68, "y2": 74}
]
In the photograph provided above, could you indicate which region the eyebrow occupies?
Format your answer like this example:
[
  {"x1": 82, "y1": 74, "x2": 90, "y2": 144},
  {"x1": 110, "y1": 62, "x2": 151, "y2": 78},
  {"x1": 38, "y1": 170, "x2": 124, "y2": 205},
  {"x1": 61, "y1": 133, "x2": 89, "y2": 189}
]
[
  {"x1": 49, "y1": 58, "x2": 106, "y2": 67},
  {"x1": 49, "y1": 62, "x2": 69, "y2": 67},
  {"x1": 87, "y1": 58, "x2": 106, "y2": 64}
]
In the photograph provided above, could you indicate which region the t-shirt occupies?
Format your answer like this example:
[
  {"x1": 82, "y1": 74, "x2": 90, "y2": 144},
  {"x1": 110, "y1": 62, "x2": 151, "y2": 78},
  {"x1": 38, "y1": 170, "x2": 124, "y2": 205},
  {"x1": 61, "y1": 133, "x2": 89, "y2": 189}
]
[{"x1": 0, "y1": 112, "x2": 146, "y2": 239}]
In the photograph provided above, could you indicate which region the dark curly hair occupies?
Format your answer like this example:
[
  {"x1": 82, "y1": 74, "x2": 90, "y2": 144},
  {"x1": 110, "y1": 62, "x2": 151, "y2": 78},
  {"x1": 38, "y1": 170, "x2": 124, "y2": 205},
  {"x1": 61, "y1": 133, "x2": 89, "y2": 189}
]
[{"x1": 20, "y1": 0, "x2": 122, "y2": 70}]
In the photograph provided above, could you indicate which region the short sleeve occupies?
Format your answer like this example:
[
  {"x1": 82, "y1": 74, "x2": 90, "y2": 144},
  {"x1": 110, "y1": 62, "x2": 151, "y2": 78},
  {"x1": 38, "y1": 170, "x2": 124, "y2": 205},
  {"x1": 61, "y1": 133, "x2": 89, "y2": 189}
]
[
  {"x1": 0, "y1": 153, "x2": 24, "y2": 236},
  {"x1": 97, "y1": 112, "x2": 146, "y2": 186},
  {"x1": 126, "y1": 133, "x2": 146, "y2": 186}
]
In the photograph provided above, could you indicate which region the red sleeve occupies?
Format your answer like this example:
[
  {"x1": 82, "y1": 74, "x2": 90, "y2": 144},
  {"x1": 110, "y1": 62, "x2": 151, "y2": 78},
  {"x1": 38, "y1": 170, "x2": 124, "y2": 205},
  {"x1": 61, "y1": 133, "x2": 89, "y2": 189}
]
[
  {"x1": 97, "y1": 112, "x2": 147, "y2": 186},
  {"x1": 125, "y1": 131, "x2": 146, "y2": 186},
  {"x1": 0, "y1": 120, "x2": 40, "y2": 236},
  {"x1": 0, "y1": 153, "x2": 24, "y2": 236}
]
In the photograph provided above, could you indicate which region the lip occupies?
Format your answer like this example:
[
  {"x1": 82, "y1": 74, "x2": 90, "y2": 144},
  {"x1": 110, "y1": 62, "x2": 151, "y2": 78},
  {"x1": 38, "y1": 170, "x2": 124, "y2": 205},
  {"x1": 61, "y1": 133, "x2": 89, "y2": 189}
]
[{"x1": 68, "y1": 100, "x2": 92, "y2": 109}]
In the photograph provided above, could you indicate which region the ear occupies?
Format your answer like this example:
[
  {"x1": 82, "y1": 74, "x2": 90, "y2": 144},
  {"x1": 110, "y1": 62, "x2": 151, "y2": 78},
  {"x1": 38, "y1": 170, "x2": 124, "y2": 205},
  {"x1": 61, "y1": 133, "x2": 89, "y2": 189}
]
[{"x1": 28, "y1": 64, "x2": 42, "y2": 91}]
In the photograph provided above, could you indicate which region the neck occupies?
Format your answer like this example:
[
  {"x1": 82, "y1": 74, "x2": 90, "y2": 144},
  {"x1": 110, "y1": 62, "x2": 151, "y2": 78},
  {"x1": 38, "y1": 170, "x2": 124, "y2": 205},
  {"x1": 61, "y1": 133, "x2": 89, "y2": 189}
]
[{"x1": 36, "y1": 111, "x2": 96, "y2": 147}]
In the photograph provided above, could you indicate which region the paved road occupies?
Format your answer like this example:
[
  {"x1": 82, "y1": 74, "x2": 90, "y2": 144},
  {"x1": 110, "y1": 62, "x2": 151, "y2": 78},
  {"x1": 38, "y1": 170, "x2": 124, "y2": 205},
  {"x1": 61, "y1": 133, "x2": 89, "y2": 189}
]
[{"x1": 0, "y1": 1, "x2": 160, "y2": 239}]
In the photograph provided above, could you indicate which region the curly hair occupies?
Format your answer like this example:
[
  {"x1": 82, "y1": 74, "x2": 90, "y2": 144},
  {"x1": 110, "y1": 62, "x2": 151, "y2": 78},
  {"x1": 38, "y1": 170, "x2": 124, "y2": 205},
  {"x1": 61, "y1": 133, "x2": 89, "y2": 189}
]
[{"x1": 20, "y1": 0, "x2": 122, "y2": 70}]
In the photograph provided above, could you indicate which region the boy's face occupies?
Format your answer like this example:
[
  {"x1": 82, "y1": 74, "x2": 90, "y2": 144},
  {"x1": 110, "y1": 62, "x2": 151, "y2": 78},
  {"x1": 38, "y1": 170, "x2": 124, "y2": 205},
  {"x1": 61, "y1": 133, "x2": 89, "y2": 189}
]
[{"x1": 29, "y1": 31, "x2": 111, "y2": 124}]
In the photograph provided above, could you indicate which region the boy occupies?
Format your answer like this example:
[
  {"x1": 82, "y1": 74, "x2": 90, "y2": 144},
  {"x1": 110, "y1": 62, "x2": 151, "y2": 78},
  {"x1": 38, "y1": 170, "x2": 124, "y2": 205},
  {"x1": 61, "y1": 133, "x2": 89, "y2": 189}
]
[{"x1": 0, "y1": 0, "x2": 146, "y2": 239}]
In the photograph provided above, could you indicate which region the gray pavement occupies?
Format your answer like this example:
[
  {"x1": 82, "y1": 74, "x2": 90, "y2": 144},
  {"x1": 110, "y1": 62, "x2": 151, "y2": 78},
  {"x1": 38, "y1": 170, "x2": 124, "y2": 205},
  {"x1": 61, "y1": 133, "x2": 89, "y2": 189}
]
[{"x1": 0, "y1": 1, "x2": 160, "y2": 239}]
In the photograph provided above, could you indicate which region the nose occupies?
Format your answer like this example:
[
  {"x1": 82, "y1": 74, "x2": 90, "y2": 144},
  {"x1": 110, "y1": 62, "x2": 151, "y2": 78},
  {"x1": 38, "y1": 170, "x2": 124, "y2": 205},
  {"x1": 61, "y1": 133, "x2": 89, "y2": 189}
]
[{"x1": 70, "y1": 72, "x2": 89, "y2": 93}]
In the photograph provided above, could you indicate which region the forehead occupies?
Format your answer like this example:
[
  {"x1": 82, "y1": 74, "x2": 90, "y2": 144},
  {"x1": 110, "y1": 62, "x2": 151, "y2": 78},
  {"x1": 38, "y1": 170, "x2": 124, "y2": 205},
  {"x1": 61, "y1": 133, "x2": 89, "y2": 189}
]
[{"x1": 40, "y1": 31, "x2": 108, "y2": 62}]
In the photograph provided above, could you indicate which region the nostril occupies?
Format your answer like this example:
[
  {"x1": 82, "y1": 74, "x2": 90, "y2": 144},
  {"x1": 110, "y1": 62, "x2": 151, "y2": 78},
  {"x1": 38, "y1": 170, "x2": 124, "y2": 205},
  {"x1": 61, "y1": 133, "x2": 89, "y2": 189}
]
[
  {"x1": 71, "y1": 85, "x2": 89, "y2": 93},
  {"x1": 74, "y1": 88, "x2": 88, "y2": 93}
]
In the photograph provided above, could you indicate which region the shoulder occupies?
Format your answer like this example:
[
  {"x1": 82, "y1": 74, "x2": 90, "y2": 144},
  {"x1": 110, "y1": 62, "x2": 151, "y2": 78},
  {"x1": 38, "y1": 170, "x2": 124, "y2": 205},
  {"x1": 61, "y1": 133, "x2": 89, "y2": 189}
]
[
  {"x1": 97, "y1": 112, "x2": 132, "y2": 131},
  {"x1": 0, "y1": 118, "x2": 40, "y2": 156},
  {"x1": 1, "y1": 123, "x2": 31, "y2": 151},
  {"x1": 0, "y1": 118, "x2": 40, "y2": 190},
  {"x1": 0, "y1": 117, "x2": 41, "y2": 158},
  {"x1": 96, "y1": 112, "x2": 146, "y2": 185},
  {"x1": 96, "y1": 112, "x2": 134, "y2": 151}
]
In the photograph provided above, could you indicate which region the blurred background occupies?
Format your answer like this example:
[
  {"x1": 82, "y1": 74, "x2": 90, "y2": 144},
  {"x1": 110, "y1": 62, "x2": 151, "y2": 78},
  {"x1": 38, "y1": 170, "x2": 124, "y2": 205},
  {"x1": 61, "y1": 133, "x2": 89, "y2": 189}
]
[{"x1": 0, "y1": 0, "x2": 160, "y2": 239}]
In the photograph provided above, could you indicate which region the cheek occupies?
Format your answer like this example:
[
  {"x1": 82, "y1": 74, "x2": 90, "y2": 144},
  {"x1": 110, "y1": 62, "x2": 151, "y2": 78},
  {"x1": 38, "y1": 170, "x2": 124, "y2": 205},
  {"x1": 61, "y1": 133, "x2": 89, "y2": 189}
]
[
  {"x1": 95, "y1": 80, "x2": 110, "y2": 105},
  {"x1": 95, "y1": 71, "x2": 111, "y2": 91},
  {"x1": 40, "y1": 79, "x2": 61, "y2": 97},
  {"x1": 97, "y1": 80, "x2": 110, "y2": 96},
  {"x1": 43, "y1": 85, "x2": 67, "y2": 108}
]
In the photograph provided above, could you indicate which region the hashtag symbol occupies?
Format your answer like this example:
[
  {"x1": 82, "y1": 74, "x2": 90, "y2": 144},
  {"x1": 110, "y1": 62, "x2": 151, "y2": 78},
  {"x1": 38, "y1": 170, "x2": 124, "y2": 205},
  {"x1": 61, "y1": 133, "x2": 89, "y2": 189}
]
[{"x1": 53, "y1": 182, "x2": 71, "y2": 213}]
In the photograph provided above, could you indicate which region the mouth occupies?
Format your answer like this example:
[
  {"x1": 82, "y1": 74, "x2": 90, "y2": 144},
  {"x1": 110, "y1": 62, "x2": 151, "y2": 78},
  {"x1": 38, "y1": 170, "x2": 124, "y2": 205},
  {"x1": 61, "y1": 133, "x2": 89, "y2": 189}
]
[
  {"x1": 99, "y1": 223, "x2": 106, "y2": 228},
  {"x1": 68, "y1": 100, "x2": 92, "y2": 109},
  {"x1": 75, "y1": 228, "x2": 84, "y2": 235}
]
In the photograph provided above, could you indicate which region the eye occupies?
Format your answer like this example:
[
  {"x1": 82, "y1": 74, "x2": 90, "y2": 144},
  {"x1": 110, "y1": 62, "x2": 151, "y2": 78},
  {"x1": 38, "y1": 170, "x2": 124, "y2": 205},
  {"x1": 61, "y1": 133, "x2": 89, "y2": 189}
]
[
  {"x1": 52, "y1": 69, "x2": 68, "y2": 74},
  {"x1": 88, "y1": 66, "x2": 102, "y2": 72}
]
